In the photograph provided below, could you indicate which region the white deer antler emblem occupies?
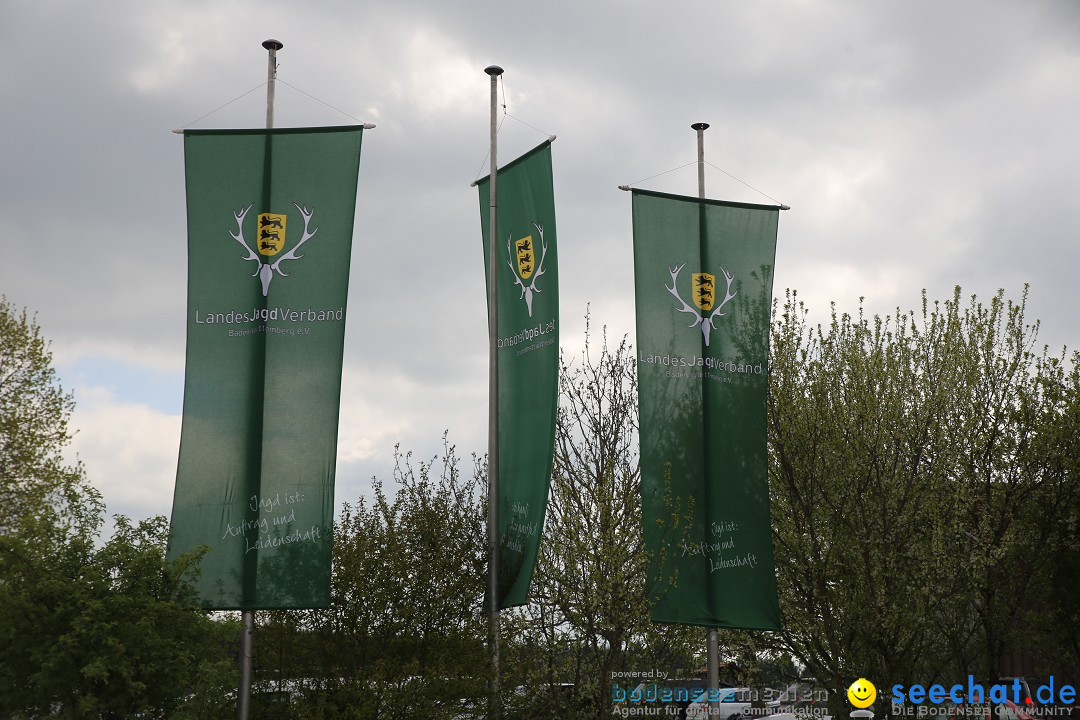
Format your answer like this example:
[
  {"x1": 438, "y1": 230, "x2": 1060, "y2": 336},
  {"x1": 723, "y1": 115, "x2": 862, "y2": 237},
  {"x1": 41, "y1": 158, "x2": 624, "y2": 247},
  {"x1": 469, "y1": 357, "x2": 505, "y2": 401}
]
[
  {"x1": 665, "y1": 263, "x2": 736, "y2": 347},
  {"x1": 506, "y1": 223, "x2": 548, "y2": 317},
  {"x1": 230, "y1": 203, "x2": 318, "y2": 296}
]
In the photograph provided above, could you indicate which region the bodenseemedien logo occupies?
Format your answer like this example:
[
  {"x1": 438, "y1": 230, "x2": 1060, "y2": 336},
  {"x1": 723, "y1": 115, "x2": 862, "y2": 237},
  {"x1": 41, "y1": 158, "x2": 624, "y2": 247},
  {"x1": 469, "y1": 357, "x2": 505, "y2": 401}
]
[
  {"x1": 229, "y1": 202, "x2": 318, "y2": 296},
  {"x1": 505, "y1": 223, "x2": 548, "y2": 317},
  {"x1": 665, "y1": 262, "x2": 736, "y2": 346}
]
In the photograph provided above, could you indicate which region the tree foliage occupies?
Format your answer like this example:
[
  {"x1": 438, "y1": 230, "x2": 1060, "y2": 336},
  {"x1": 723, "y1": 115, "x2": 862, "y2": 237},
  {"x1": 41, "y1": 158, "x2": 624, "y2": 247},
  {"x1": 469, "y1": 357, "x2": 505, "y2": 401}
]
[
  {"x1": 5, "y1": 289, "x2": 1076, "y2": 717},
  {"x1": 1, "y1": 512, "x2": 240, "y2": 718},
  {"x1": 0, "y1": 299, "x2": 240, "y2": 718},
  {"x1": 0, "y1": 296, "x2": 87, "y2": 536},
  {"x1": 251, "y1": 292, "x2": 1078, "y2": 717},
  {"x1": 259, "y1": 438, "x2": 489, "y2": 719},
  {"x1": 504, "y1": 320, "x2": 700, "y2": 720},
  {"x1": 768, "y1": 287, "x2": 1079, "y2": 705}
]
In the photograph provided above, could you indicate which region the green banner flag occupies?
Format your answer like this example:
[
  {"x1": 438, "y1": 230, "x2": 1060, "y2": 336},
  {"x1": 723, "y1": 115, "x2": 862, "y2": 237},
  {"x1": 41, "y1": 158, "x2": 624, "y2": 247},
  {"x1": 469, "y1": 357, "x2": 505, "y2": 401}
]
[
  {"x1": 632, "y1": 189, "x2": 782, "y2": 630},
  {"x1": 167, "y1": 126, "x2": 363, "y2": 610},
  {"x1": 477, "y1": 141, "x2": 559, "y2": 609}
]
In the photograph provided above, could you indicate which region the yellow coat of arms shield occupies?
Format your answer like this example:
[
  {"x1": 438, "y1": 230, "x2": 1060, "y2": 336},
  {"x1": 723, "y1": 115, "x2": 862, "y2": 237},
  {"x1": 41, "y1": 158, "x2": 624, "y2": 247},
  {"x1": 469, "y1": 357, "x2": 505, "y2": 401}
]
[
  {"x1": 692, "y1": 272, "x2": 716, "y2": 311},
  {"x1": 257, "y1": 213, "x2": 287, "y2": 256},
  {"x1": 515, "y1": 235, "x2": 535, "y2": 279}
]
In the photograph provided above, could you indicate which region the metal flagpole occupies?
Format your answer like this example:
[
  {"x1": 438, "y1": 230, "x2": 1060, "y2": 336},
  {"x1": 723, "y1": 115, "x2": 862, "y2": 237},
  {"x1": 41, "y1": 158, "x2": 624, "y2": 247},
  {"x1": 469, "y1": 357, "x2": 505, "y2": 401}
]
[
  {"x1": 694, "y1": 122, "x2": 708, "y2": 203},
  {"x1": 693, "y1": 121, "x2": 722, "y2": 720},
  {"x1": 263, "y1": 39, "x2": 282, "y2": 129},
  {"x1": 235, "y1": 36, "x2": 283, "y2": 720},
  {"x1": 237, "y1": 608, "x2": 254, "y2": 720},
  {"x1": 485, "y1": 63, "x2": 504, "y2": 720}
]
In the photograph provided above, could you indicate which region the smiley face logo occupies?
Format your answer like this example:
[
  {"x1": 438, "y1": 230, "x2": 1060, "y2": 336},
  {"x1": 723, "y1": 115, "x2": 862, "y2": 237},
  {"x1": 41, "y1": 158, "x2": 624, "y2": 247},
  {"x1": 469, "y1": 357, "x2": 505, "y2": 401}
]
[{"x1": 848, "y1": 678, "x2": 876, "y2": 708}]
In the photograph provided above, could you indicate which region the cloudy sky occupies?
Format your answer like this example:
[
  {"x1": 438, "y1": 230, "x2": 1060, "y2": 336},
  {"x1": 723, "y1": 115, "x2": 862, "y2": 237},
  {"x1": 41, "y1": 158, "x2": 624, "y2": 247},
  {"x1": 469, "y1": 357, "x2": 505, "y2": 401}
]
[{"x1": 3, "y1": 0, "x2": 1078, "y2": 527}]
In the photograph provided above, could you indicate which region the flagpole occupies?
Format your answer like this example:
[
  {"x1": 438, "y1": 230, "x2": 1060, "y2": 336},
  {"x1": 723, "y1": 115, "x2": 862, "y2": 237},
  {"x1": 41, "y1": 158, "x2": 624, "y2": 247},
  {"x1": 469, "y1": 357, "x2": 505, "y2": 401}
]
[
  {"x1": 234, "y1": 36, "x2": 283, "y2": 720},
  {"x1": 238, "y1": 608, "x2": 254, "y2": 720},
  {"x1": 485, "y1": 63, "x2": 504, "y2": 720},
  {"x1": 263, "y1": 39, "x2": 282, "y2": 129},
  {"x1": 692, "y1": 121, "x2": 722, "y2": 720},
  {"x1": 695, "y1": 122, "x2": 708, "y2": 202}
]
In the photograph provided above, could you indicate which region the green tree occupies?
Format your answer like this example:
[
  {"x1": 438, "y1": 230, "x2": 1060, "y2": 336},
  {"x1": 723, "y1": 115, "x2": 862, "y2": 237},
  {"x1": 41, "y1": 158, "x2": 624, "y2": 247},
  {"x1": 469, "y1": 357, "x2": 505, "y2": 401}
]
[
  {"x1": 505, "y1": 322, "x2": 700, "y2": 720},
  {"x1": 252, "y1": 322, "x2": 704, "y2": 719},
  {"x1": 0, "y1": 296, "x2": 88, "y2": 536},
  {"x1": 261, "y1": 437, "x2": 489, "y2": 719},
  {"x1": 0, "y1": 298, "x2": 240, "y2": 717},
  {"x1": 1034, "y1": 361, "x2": 1080, "y2": 673},
  {"x1": 930, "y1": 290, "x2": 1078, "y2": 680},
  {"x1": 767, "y1": 287, "x2": 1078, "y2": 707},
  {"x1": 769, "y1": 290, "x2": 954, "y2": 702},
  {"x1": 1, "y1": 512, "x2": 239, "y2": 717}
]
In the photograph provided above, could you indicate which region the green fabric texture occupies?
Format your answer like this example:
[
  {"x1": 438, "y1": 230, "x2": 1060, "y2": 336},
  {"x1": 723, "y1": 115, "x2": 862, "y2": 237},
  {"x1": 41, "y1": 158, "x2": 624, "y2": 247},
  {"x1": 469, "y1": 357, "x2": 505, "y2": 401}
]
[
  {"x1": 167, "y1": 126, "x2": 363, "y2": 610},
  {"x1": 632, "y1": 189, "x2": 782, "y2": 630},
  {"x1": 477, "y1": 141, "x2": 559, "y2": 609}
]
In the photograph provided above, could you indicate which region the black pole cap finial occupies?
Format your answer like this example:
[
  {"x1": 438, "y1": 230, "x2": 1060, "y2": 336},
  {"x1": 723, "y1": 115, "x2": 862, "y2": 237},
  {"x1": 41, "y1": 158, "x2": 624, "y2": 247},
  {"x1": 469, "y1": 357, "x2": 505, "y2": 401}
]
[
  {"x1": 485, "y1": 65, "x2": 504, "y2": 76},
  {"x1": 262, "y1": 39, "x2": 284, "y2": 51},
  {"x1": 691, "y1": 122, "x2": 710, "y2": 131}
]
